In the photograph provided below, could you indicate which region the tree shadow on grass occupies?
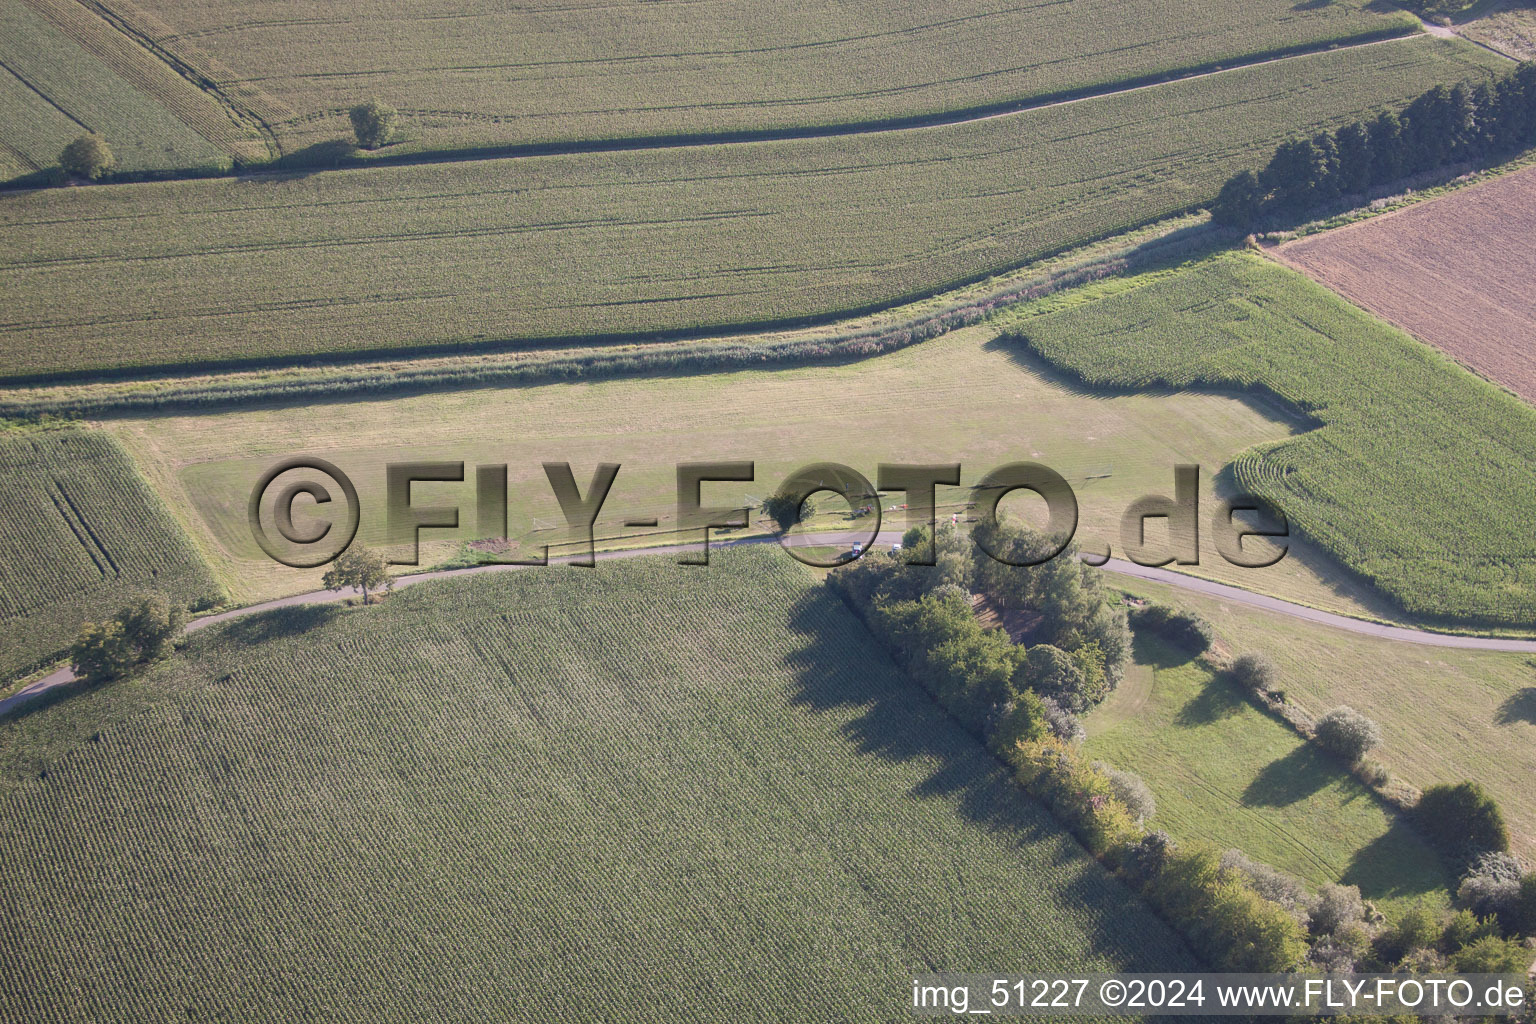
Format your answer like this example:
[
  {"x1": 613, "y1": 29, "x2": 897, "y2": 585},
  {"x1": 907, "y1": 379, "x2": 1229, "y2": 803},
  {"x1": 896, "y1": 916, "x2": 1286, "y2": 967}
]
[
  {"x1": 1173, "y1": 673, "x2": 1249, "y2": 727},
  {"x1": 1132, "y1": 630, "x2": 1195, "y2": 670},
  {"x1": 1240, "y1": 744, "x2": 1336, "y2": 807},
  {"x1": 1495, "y1": 687, "x2": 1536, "y2": 725},
  {"x1": 1340, "y1": 819, "x2": 1451, "y2": 906},
  {"x1": 780, "y1": 586, "x2": 1202, "y2": 970}
]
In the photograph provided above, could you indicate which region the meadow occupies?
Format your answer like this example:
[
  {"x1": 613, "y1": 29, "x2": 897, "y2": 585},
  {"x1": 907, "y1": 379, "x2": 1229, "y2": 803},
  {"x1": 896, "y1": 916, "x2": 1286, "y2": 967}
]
[
  {"x1": 0, "y1": 36, "x2": 1505, "y2": 379},
  {"x1": 0, "y1": 0, "x2": 228, "y2": 180},
  {"x1": 0, "y1": 550, "x2": 1195, "y2": 1020},
  {"x1": 1084, "y1": 637, "x2": 1451, "y2": 919},
  {"x1": 105, "y1": 319, "x2": 1401, "y2": 618},
  {"x1": 1114, "y1": 574, "x2": 1536, "y2": 863},
  {"x1": 96, "y1": 0, "x2": 1417, "y2": 155},
  {"x1": 1008, "y1": 250, "x2": 1536, "y2": 627},
  {"x1": 0, "y1": 427, "x2": 222, "y2": 680}
]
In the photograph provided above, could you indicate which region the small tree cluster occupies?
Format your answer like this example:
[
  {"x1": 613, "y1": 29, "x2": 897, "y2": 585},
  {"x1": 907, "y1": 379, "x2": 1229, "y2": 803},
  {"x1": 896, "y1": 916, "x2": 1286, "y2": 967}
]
[
  {"x1": 59, "y1": 134, "x2": 115, "y2": 181},
  {"x1": 1214, "y1": 61, "x2": 1536, "y2": 228},
  {"x1": 70, "y1": 594, "x2": 186, "y2": 682},
  {"x1": 1095, "y1": 762, "x2": 1156, "y2": 823},
  {"x1": 1311, "y1": 706, "x2": 1382, "y2": 764},
  {"x1": 349, "y1": 99, "x2": 398, "y2": 149},
  {"x1": 760, "y1": 492, "x2": 817, "y2": 531}
]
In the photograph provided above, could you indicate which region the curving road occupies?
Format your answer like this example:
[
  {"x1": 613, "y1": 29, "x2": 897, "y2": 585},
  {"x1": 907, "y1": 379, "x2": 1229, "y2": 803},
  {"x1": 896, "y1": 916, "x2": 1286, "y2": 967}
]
[{"x1": 4, "y1": 529, "x2": 1533, "y2": 720}]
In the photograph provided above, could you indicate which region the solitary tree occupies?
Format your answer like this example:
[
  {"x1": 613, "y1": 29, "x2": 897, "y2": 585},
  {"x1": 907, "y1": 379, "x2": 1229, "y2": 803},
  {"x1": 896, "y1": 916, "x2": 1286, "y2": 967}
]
[
  {"x1": 1312, "y1": 705, "x2": 1382, "y2": 764},
  {"x1": 69, "y1": 592, "x2": 185, "y2": 682},
  {"x1": 349, "y1": 100, "x2": 398, "y2": 149},
  {"x1": 322, "y1": 545, "x2": 392, "y2": 604},
  {"x1": 70, "y1": 620, "x2": 134, "y2": 682},
  {"x1": 59, "y1": 134, "x2": 114, "y2": 180},
  {"x1": 760, "y1": 492, "x2": 816, "y2": 531}
]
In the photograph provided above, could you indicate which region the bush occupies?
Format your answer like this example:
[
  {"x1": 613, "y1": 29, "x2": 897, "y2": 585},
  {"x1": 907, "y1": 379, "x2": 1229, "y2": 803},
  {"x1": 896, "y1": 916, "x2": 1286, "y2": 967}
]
[
  {"x1": 1037, "y1": 695, "x2": 1084, "y2": 744},
  {"x1": 1095, "y1": 763, "x2": 1156, "y2": 823},
  {"x1": 59, "y1": 134, "x2": 114, "y2": 180},
  {"x1": 1373, "y1": 902, "x2": 1441, "y2": 966},
  {"x1": 1007, "y1": 737, "x2": 1140, "y2": 858},
  {"x1": 349, "y1": 99, "x2": 397, "y2": 149},
  {"x1": 1449, "y1": 934, "x2": 1532, "y2": 972},
  {"x1": 1457, "y1": 853, "x2": 1525, "y2": 931},
  {"x1": 1441, "y1": 908, "x2": 1498, "y2": 953},
  {"x1": 1415, "y1": 781, "x2": 1511, "y2": 861},
  {"x1": 1311, "y1": 706, "x2": 1382, "y2": 764},
  {"x1": 1309, "y1": 883, "x2": 1366, "y2": 936},
  {"x1": 1143, "y1": 846, "x2": 1309, "y2": 971},
  {"x1": 1122, "y1": 830, "x2": 1175, "y2": 889},
  {"x1": 1230, "y1": 652, "x2": 1278, "y2": 695},
  {"x1": 1518, "y1": 873, "x2": 1536, "y2": 937},
  {"x1": 990, "y1": 691, "x2": 1047, "y2": 754},
  {"x1": 1128, "y1": 603, "x2": 1212, "y2": 655},
  {"x1": 1219, "y1": 849, "x2": 1308, "y2": 913}
]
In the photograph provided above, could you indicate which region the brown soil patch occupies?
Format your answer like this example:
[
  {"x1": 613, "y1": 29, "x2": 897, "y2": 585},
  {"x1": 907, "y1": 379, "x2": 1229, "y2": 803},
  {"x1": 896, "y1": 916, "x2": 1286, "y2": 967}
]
[{"x1": 1275, "y1": 164, "x2": 1536, "y2": 404}]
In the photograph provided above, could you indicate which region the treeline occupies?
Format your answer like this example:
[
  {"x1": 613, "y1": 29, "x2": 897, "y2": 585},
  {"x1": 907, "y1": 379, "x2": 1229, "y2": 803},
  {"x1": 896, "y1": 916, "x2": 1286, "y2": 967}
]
[
  {"x1": 829, "y1": 527, "x2": 1536, "y2": 972},
  {"x1": 1214, "y1": 60, "x2": 1536, "y2": 228}
]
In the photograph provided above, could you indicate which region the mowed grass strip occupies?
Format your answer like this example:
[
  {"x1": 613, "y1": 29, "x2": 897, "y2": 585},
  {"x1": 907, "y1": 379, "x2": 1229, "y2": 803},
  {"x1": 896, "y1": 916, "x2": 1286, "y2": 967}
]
[
  {"x1": 0, "y1": 551, "x2": 1195, "y2": 1021},
  {"x1": 102, "y1": 0, "x2": 1416, "y2": 153},
  {"x1": 0, "y1": 36, "x2": 1505, "y2": 379},
  {"x1": 0, "y1": 0, "x2": 227, "y2": 176},
  {"x1": 1009, "y1": 250, "x2": 1536, "y2": 627},
  {"x1": 1085, "y1": 637, "x2": 1451, "y2": 919},
  {"x1": 0, "y1": 428, "x2": 222, "y2": 679},
  {"x1": 1117, "y1": 575, "x2": 1536, "y2": 863}
]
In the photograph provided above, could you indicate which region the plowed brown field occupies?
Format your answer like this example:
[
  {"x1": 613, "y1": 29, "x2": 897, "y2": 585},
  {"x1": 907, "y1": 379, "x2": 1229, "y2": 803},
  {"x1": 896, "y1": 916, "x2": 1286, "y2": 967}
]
[{"x1": 1275, "y1": 165, "x2": 1536, "y2": 404}]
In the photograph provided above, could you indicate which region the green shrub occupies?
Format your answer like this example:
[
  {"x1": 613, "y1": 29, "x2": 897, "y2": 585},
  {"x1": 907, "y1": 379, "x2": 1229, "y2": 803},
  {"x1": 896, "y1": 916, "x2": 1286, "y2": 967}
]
[
  {"x1": 1122, "y1": 830, "x2": 1175, "y2": 889},
  {"x1": 1518, "y1": 873, "x2": 1536, "y2": 937},
  {"x1": 1449, "y1": 934, "x2": 1532, "y2": 972},
  {"x1": 1441, "y1": 908, "x2": 1498, "y2": 953},
  {"x1": 1373, "y1": 902, "x2": 1441, "y2": 966},
  {"x1": 1309, "y1": 883, "x2": 1366, "y2": 936},
  {"x1": 1128, "y1": 603, "x2": 1213, "y2": 655},
  {"x1": 1230, "y1": 652, "x2": 1279, "y2": 695},
  {"x1": 1096, "y1": 763, "x2": 1156, "y2": 824},
  {"x1": 1008, "y1": 737, "x2": 1141, "y2": 858},
  {"x1": 1415, "y1": 781, "x2": 1511, "y2": 861},
  {"x1": 1312, "y1": 706, "x2": 1382, "y2": 764},
  {"x1": 1144, "y1": 846, "x2": 1308, "y2": 971},
  {"x1": 59, "y1": 134, "x2": 114, "y2": 180},
  {"x1": 1219, "y1": 849, "x2": 1307, "y2": 913},
  {"x1": 990, "y1": 691, "x2": 1048, "y2": 754}
]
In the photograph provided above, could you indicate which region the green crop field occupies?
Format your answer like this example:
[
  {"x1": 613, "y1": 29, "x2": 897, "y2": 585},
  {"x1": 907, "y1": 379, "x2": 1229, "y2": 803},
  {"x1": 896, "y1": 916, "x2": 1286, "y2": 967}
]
[
  {"x1": 1084, "y1": 637, "x2": 1451, "y2": 919},
  {"x1": 1114, "y1": 574, "x2": 1536, "y2": 862},
  {"x1": 0, "y1": 0, "x2": 228, "y2": 180},
  {"x1": 0, "y1": 551, "x2": 1195, "y2": 1020},
  {"x1": 0, "y1": 427, "x2": 222, "y2": 679},
  {"x1": 0, "y1": 36, "x2": 1504, "y2": 379},
  {"x1": 96, "y1": 0, "x2": 1417, "y2": 155},
  {"x1": 1009, "y1": 250, "x2": 1536, "y2": 627}
]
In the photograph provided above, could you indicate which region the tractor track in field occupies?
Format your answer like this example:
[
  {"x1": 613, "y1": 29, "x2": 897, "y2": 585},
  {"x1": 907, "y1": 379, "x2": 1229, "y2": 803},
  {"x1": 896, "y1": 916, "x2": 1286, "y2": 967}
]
[{"x1": 6, "y1": 527, "x2": 1535, "y2": 719}]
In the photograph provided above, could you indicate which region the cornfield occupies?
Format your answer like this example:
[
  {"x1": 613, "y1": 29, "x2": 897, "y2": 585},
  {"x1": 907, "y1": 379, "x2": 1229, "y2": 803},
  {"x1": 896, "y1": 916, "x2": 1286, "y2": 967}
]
[
  {"x1": 0, "y1": 551, "x2": 1193, "y2": 1021},
  {"x1": 1010, "y1": 251, "x2": 1536, "y2": 626},
  {"x1": 0, "y1": 427, "x2": 222, "y2": 676}
]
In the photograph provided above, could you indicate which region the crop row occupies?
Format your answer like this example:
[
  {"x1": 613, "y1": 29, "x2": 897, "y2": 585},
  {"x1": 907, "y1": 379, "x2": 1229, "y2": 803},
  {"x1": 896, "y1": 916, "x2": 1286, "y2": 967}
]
[
  {"x1": 0, "y1": 428, "x2": 222, "y2": 678},
  {"x1": 0, "y1": 552, "x2": 1190, "y2": 1020},
  {"x1": 0, "y1": 36, "x2": 1505, "y2": 380},
  {"x1": 1007, "y1": 251, "x2": 1536, "y2": 626}
]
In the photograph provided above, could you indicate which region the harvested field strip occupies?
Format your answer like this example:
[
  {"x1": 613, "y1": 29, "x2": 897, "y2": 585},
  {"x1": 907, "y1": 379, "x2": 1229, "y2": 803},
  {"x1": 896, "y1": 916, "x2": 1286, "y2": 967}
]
[
  {"x1": 0, "y1": 0, "x2": 227, "y2": 176},
  {"x1": 1274, "y1": 164, "x2": 1536, "y2": 406},
  {"x1": 0, "y1": 427, "x2": 222, "y2": 679},
  {"x1": 0, "y1": 552, "x2": 1195, "y2": 1020},
  {"x1": 1008, "y1": 250, "x2": 1536, "y2": 627},
  {"x1": 0, "y1": 37, "x2": 1505, "y2": 379}
]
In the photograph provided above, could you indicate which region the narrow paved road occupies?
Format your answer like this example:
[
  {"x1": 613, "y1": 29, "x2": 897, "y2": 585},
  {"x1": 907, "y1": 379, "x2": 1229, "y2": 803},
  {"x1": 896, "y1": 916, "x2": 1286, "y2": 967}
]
[{"x1": 5, "y1": 530, "x2": 1533, "y2": 719}]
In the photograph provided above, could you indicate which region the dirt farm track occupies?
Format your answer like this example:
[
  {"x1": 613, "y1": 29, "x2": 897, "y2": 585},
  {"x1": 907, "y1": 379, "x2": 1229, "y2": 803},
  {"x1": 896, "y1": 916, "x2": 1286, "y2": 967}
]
[{"x1": 1275, "y1": 165, "x2": 1536, "y2": 405}]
